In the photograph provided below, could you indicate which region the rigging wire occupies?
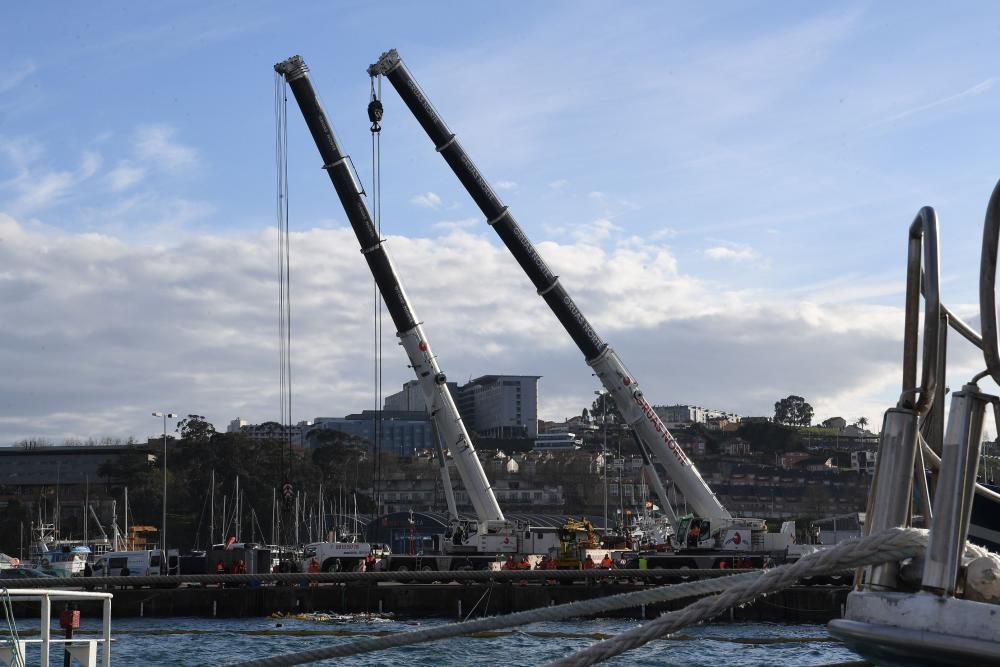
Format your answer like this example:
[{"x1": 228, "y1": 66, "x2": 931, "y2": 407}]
[{"x1": 275, "y1": 72, "x2": 294, "y2": 538}]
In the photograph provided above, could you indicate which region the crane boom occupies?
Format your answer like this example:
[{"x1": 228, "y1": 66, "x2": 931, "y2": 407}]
[
  {"x1": 368, "y1": 49, "x2": 730, "y2": 522},
  {"x1": 274, "y1": 55, "x2": 505, "y2": 525}
]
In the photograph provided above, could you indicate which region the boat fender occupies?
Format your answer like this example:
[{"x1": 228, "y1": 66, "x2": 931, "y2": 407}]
[{"x1": 965, "y1": 554, "x2": 1000, "y2": 603}]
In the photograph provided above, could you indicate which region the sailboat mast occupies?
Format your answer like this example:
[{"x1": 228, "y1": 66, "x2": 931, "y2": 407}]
[
  {"x1": 209, "y1": 469, "x2": 215, "y2": 547},
  {"x1": 124, "y1": 487, "x2": 129, "y2": 550}
]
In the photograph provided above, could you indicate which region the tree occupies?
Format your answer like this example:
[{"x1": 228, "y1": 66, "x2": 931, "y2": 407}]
[
  {"x1": 176, "y1": 415, "x2": 217, "y2": 443},
  {"x1": 773, "y1": 395, "x2": 814, "y2": 427},
  {"x1": 855, "y1": 416, "x2": 869, "y2": 431},
  {"x1": 591, "y1": 393, "x2": 622, "y2": 423}
]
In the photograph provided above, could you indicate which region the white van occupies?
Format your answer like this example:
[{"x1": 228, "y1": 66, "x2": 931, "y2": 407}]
[{"x1": 92, "y1": 549, "x2": 179, "y2": 578}]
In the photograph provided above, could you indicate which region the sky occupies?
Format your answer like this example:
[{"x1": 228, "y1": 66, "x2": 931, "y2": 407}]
[{"x1": 2, "y1": 1, "x2": 1000, "y2": 445}]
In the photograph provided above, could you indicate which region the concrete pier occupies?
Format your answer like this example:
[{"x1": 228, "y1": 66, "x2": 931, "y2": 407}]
[{"x1": 11, "y1": 583, "x2": 849, "y2": 623}]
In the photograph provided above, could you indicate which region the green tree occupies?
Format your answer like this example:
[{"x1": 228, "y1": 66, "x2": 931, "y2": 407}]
[
  {"x1": 855, "y1": 416, "x2": 869, "y2": 431},
  {"x1": 592, "y1": 393, "x2": 622, "y2": 423},
  {"x1": 774, "y1": 395, "x2": 814, "y2": 427},
  {"x1": 176, "y1": 415, "x2": 217, "y2": 443}
]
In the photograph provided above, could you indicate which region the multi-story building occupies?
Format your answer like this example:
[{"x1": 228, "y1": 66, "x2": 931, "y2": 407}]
[
  {"x1": 226, "y1": 418, "x2": 311, "y2": 448},
  {"x1": 457, "y1": 374, "x2": 540, "y2": 439},
  {"x1": 383, "y1": 379, "x2": 459, "y2": 412},
  {"x1": 384, "y1": 374, "x2": 540, "y2": 440},
  {"x1": 311, "y1": 410, "x2": 435, "y2": 457}
]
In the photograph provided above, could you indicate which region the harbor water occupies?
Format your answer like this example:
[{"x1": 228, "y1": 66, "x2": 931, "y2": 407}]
[{"x1": 12, "y1": 615, "x2": 865, "y2": 665}]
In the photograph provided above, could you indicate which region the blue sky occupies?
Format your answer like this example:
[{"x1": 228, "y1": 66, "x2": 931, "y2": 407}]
[{"x1": 2, "y1": 2, "x2": 999, "y2": 444}]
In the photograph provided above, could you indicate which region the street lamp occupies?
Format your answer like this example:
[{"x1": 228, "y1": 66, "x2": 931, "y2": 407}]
[{"x1": 152, "y1": 411, "x2": 177, "y2": 557}]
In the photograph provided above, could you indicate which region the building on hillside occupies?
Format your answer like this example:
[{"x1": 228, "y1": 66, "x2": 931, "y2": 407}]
[
  {"x1": 706, "y1": 416, "x2": 741, "y2": 432},
  {"x1": 779, "y1": 451, "x2": 812, "y2": 469},
  {"x1": 0, "y1": 444, "x2": 154, "y2": 489},
  {"x1": 851, "y1": 450, "x2": 877, "y2": 474},
  {"x1": 311, "y1": 410, "x2": 435, "y2": 457},
  {"x1": 533, "y1": 432, "x2": 582, "y2": 451},
  {"x1": 654, "y1": 405, "x2": 705, "y2": 427},
  {"x1": 722, "y1": 438, "x2": 751, "y2": 457},
  {"x1": 457, "y1": 375, "x2": 540, "y2": 439},
  {"x1": 383, "y1": 379, "x2": 460, "y2": 412},
  {"x1": 677, "y1": 437, "x2": 707, "y2": 457},
  {"x1": 227, "y1": 418, "x2": 311, "y2": 448},
  {"x1": 383, "y1": 374, "x2": 540, "y2": 440}
]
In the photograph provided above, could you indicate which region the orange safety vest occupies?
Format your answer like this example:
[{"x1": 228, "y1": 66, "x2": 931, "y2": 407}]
[{"x1": 600, "y1": 556, "x2": 612, "y2": 569}]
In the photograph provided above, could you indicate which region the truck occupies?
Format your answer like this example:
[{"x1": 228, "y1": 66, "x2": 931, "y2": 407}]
[
  {"x1": 299, "y1": 541, "x2": 372, "y2": 573},
  {"x1": 275, "y1": 55, "x2": 560, "y2": 572},
  {"x1": 365, "y1": 49, "x2": 806, "y2": 569}
]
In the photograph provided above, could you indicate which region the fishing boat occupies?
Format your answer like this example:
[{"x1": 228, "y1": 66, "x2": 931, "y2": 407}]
[
  {"x1": 828, "y1": 188, "x2": 1000, "y2": 665},
  {"x1": 24, "y1": 522, "x2": 90, "y2": 577}
]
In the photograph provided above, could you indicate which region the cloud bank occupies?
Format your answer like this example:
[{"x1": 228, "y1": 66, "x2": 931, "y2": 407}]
[{"x1": 0, "y1": 213, "x2": 920, "y2": 445}]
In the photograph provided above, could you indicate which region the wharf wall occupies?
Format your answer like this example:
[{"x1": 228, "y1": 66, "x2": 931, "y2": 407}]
[{"x1": 11, "y1": 583, "x2": 848, "y2": 624}]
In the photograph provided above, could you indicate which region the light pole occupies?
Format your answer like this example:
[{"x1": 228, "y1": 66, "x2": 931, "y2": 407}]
[{"x1": 152, "y1": 411, "x2": 177, "y2": 556}]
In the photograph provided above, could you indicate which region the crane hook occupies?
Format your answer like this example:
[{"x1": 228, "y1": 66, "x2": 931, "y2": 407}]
[{"x1": 368, "y1": 78, "x2": 383, "y2": 134}]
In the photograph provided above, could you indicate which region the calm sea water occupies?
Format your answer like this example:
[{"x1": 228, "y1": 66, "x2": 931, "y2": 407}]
[{"x1": 11, "y1": 615, "x2": 865, "y2": 666}]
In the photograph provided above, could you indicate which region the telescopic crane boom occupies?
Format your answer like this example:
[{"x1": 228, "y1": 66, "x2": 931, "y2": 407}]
[
  {"x1": 274, "y1": 55, "x2": 504, "y2": 526},
  {"x1": 368, "y1": 49, "x2": 729, "y2": 524}
]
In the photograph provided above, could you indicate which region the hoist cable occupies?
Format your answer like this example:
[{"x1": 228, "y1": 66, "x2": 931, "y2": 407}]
[
  {"x1": 370, "y1": 75, "x2": 384, "y2": 512},
  {"x1": 275, "y1": 72, "x2": 294, "y2": 530}
]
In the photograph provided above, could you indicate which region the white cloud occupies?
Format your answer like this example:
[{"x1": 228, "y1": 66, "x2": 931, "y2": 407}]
[
  {"x1": 0, "y1": 142, "x2": 102, "y2": 214},
  {"x1": 548, "y1": 179, "x2": 569, "y2": 189},
  {"x1": 431, "y1": 217, "x2": 478, "y2": 231},
  {"x1": 0, "y1": 60, "x2": 37, "y2": 94},
  {"x1": 874, "y1": 77, "x2": 997, "y2": 127},
  {"x1": 495, "y1": 180, "x2": 518, "y2": 191},
  {"x1": 649, "y1": 227, "x2": 678, "y2": 241},
  {"x1": 705, "y1": 244, "x2": 758, "y2": 262},
  {"x1": 0, "y1": 214, "x2": 911, "y2": 445},
  {"x1": 107, "y1": 162, "x2": 146, "y2": 191},
  {"x1": 410, "y1": 191, "x2": 443, "y2": 209},
  {"x1": 134, "y1": 124, "x2": 196, "y2": 170}
]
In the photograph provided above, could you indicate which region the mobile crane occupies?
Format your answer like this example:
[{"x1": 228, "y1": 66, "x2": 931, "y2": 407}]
[
  {"x1": 367, "y1": 49, "x2": 798, "y2": 565},
  {"x1": 274, "y1": 56, "x2": 561, "y2": 570}
]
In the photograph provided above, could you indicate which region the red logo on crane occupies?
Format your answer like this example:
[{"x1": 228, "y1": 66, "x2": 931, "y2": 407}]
[
  {"x1": 623, "y1": 377, "x2": 632, "y2": 386},
  {"x1": 418, "y1": 341, "x2": 428, "y2": 352}
]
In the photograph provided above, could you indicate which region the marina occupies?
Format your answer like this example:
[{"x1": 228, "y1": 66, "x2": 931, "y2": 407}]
[{"x1": 4, "y1": 5, "x2": 1000, "y2": 666}]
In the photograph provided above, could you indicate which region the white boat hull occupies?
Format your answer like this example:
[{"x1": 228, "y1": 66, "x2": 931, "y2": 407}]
[{"x1": 828, "y1": 591, "x2": 1000, "y2": 666}]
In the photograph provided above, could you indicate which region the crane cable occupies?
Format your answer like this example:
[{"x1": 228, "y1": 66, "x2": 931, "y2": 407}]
[
  {"x1": 274, "y1": 72, "x2": 294, "y2": 527},
  {"x1": 369, "y1": 76, "x2": 385, "y2": 512}
]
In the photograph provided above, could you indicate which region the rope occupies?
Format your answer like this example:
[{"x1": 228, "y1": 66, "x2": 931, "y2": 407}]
[
  {"x1": 227, "y1": 527, "x2": 934, "y2": 667},
  {"x1": 550, "y1": 528, "x2": 989, "y2": 667},
  {"x1": 0, "y1": 567, "x2": 752, "y2": 590},
  {"x1": 1, "y1": 587, "x2": 23, "y2": 667}
]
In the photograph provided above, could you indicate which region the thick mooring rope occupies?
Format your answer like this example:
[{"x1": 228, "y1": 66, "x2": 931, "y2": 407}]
[{"x1": 230, "y1": 527, "x2": 934, "y2": 667}]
